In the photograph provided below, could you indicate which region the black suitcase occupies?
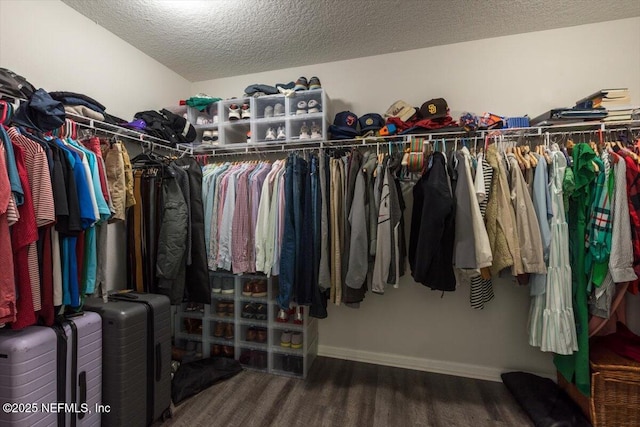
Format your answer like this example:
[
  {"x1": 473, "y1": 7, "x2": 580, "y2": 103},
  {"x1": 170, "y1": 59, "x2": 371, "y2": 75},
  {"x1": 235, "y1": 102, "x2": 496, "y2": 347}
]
[{"x1": 84, "y1": 292, "x2": 172, "y2": 426}]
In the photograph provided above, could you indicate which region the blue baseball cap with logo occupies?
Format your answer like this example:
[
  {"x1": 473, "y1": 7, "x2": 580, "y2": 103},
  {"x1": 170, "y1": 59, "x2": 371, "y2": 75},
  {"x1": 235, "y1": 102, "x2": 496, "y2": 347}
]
[
  {"x1": 329, "y1": 111, "x2": 359, "y2": 139},
  {"x1": 358, "y1": 113, "x2": 385, "y2": 133}
]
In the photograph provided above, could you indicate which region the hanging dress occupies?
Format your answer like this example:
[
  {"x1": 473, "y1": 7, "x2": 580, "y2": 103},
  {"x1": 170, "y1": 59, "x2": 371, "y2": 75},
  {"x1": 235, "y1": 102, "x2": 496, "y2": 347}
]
[{"x1": 541, "y1": 150, "x2": 578, "y2": 355}]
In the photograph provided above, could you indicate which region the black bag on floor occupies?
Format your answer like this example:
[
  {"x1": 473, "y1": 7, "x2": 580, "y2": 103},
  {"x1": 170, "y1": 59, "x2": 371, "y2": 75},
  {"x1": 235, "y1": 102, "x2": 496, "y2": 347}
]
[
  {"x1": 501, "y1": 372, "x2": 591, "y2": 427},
  {"x1": 172, "y1": 357, "x2": 243, "y2": 405}
]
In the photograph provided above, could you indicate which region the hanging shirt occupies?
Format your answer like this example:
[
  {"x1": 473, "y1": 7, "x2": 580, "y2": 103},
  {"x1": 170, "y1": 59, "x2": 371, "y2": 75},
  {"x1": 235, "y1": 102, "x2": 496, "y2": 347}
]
[
  {"x1": 0, "y1": 127, "x2": 24, "y2": 205},
  {"x1": 0, "y1": 143, "x2": 16, "y2": 324},
  {"x1": 10, "y1": 143, "x2": 38, "y2": 329}
]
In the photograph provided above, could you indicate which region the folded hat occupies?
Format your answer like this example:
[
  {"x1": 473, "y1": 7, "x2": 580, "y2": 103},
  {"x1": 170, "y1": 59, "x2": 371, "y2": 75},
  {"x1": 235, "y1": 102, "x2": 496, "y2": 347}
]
[
  {"x1": 419, "y1": 98, "x2": 448, "y2": 120},
  {"x1": 384, "y1": 100, "x2": 416, "y2": 122},
  {"x1": 329, "y1": 111, "x2": 359, "y2": 138},
  {"x1": 12, "y1": 88, "x2": 65, "y2": 132},
  {"x1": 358, "y1": 113, "x2": 385, "y2": 132}
]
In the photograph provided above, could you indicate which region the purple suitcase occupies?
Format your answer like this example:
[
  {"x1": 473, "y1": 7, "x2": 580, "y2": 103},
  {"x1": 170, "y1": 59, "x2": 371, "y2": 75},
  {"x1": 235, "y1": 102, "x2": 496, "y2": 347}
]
[
  {"x1": 0, "y1": 326, "x2": 58, "y2": 427},
  {"x1": 60, "y1": 312, "x2": 102, "y2": 427}
]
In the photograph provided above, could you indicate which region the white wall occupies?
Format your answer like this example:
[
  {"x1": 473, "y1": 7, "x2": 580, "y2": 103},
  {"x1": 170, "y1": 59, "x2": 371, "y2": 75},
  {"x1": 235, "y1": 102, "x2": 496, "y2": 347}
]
[
  {"x1": 0, "y1": 0, "x2": 191, "y2": 293},
  {"x1": 193, "y1": 18, "x2": 640, "y2": 380},
  {"x1": 0, "y1": 0, "x2": 190, "y2": 120}
]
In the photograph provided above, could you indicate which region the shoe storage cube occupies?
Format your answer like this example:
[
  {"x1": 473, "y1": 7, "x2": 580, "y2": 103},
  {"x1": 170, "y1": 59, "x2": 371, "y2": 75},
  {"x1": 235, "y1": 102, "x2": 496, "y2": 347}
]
[
  {"x1": 286, "y1": 89, "x2": 330, "y2": 142},
  {"x1": 173, "y1": 272, "x2": 317, "y2": 377},
  {"x1": 252, "y1": 119, "x2": 286, "y2": 144}
]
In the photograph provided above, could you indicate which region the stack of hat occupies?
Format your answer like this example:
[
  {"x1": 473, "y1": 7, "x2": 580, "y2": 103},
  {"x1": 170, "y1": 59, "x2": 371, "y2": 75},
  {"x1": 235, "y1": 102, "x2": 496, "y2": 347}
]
[{"x1": 329, "y1": 111, "x2": 389, "y2": 140}]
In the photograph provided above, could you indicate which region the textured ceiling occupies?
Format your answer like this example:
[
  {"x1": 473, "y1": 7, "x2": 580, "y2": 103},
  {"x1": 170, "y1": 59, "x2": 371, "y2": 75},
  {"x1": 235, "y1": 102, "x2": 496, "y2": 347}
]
[{"x1": 62, "y1": 0, "x2": 640, "y2": 82}]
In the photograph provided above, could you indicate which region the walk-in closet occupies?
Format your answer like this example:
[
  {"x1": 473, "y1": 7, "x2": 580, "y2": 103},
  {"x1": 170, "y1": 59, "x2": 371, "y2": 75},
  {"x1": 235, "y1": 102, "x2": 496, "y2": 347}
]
[{"x1": 0, "y1": 1, "x2": 639, "y2": 426}]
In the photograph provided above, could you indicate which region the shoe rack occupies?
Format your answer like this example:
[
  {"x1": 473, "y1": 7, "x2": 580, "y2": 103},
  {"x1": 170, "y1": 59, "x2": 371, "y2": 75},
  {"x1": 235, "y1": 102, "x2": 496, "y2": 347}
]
[
  {"x1": 183, "y1": 89, "x2": 330, "y2": 147},
  {"x1": 173, "y1": 271, "x2": 319, "y2": 379}
]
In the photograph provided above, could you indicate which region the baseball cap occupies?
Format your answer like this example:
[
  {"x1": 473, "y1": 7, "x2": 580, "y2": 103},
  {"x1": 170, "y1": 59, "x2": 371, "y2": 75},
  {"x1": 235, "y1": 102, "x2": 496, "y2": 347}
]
[
  {"x1": 11, "y1": 88, "x2": 65, "y2": 132},
  {"x1": 329, "y1": 111, "x2": 359, "y2": 139},
  {"x1": 384, "y1": 100, "x2": 416, "y2": 122},
  {"x1": 358, "y1": 113, "x2": 385, "y2": 133},
  {"x1": 419, "y1": 98, "x2": 448, "y2": 120}
]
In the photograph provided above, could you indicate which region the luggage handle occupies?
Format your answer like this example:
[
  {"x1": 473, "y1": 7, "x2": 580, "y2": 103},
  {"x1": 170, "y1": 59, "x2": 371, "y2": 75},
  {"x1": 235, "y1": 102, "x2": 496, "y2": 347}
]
[
  {"x1": 78, "y1": 372, "x2": 87, "y2": 420},
  {"x1": 156, "y1": 343, "x2": 162, "y2": 381},
  {"x1": 109, "y1": 292, "x2": 139, "y2": 301}
]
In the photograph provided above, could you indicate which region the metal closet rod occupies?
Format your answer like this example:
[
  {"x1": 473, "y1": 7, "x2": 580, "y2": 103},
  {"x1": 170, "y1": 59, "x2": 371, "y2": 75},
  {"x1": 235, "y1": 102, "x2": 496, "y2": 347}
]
[
  {"x1": 189, "y1": 121, "x2": 640, "y2": 158},
  {"x1": 0, "y1": 92, "x2": 189, "y2": 157},
  {"x1": 4, "y1": 91, "x2": 639, "y2": 158}
]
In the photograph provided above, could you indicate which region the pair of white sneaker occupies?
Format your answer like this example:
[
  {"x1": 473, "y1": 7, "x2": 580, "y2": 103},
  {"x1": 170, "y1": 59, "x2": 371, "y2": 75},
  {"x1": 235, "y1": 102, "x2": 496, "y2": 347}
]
[
  {"x1": 196, "y1": 115, "x2": 218, "y2": 125},
  {"x1": 299, "y1": 121, "x2": 321, "y2": 140},
  {"x1": 296, "y1": 99, "x2": 321, "y2": 115},
  {"x1": 229, "y1": 103, "x2": 250, "y2": 120},
  {"x1": 202, "y1": 130, "x2": 219, "y2": 144},
  {"x1": 265, "y1": 126, "x2": 286, "y2": 141}
]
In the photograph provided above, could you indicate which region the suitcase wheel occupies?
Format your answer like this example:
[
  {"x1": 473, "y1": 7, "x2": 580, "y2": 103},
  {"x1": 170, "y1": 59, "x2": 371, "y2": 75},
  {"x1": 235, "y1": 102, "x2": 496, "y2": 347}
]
[{"x1": 162, "y1": 408, "x2": 173, "y2": 421}]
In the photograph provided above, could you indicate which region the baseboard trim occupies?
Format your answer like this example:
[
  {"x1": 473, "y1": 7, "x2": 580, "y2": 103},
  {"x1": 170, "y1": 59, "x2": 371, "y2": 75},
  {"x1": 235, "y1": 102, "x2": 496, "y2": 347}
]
[{"x1": 318, "y1": 345, "x2": 555, "y2": 382}]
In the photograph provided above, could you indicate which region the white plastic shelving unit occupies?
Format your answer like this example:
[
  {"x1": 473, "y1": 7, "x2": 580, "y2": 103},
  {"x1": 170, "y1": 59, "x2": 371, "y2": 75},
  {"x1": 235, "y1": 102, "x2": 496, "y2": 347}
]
[
  {"x1": 174, "y1": 271, "x2": 318, "y2": 379},
  {"x1": 183, "y1": 89, "x2": 330, "y2": 148}
]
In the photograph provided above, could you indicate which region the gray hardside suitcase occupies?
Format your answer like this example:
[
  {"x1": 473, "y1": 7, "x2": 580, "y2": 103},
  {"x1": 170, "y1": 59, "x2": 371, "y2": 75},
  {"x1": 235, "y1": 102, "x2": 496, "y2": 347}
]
[
  {"x1": 84, "y1": 292, "x2": 172, "y2": 426},
  {"x1": 59, "y1": 312, "x2": 102, "y2": 427},
  {"x1": 0, "y1": 326, "x2": 58, "y2": 427}
]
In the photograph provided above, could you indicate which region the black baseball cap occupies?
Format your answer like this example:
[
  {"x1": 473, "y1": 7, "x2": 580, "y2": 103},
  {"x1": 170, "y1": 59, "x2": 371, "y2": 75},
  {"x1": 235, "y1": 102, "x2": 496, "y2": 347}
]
[
  {"x1": 358, "y1": 113, "x2": 385, "y2": 132},
  {"x1": 419, "y1": 98, "x2": 448, "y2": 120}
]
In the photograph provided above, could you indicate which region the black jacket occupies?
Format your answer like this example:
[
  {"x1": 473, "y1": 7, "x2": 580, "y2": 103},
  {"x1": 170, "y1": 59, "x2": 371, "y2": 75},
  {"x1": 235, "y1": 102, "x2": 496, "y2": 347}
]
[{"x1": 409, "y1": 152, "x2": 456, "y2": 291}]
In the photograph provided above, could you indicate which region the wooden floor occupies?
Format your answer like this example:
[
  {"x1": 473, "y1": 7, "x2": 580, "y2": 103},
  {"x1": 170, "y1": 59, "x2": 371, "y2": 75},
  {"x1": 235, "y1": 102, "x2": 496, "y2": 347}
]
[{"x1": 163, "y1": 356, "x2": 532, "y2": 427}]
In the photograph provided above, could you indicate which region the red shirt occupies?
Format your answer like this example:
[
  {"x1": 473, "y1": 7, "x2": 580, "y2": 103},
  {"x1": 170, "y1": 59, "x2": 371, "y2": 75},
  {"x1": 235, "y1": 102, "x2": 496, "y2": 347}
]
[
  {"x1": 10, "y1": 143, "x2": 38, "y2": 329},
  {"x1": 0, "y1": 144, "x2": 16, "y2": 324}
]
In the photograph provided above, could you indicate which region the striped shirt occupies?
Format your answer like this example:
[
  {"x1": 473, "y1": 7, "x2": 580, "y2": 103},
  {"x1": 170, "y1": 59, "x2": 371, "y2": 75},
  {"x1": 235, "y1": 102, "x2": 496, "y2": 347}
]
[{"x1": 8, "y1": 128, "x2": 55, "y2": 312}]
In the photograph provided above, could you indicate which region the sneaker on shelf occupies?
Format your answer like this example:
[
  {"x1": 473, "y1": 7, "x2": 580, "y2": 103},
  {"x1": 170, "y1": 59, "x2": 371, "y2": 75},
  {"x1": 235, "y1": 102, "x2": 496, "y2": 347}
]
[
  {"x1": 221, "y1": 278, "x2": 234, "y2": 294},
  {"x1": 196, "y1": 116, "x2": 207, "y2": 125},
  {"x1": 247, "y1": 130, "x2": 252, "y2": 143},
  {"x1": 222, "y1": 345, "x2": 234, "y2": 358},
  {"x1": 280, "y1": 331, "x2": 292, "y2": 347},
  {"x1": 299, "y1": 122, "x2": 310, "y2": 140},
  {"x1": 241, "y1": 103, "x2": 251, "y2": 119},
  {"x1": 226, "y1": 301, "x2": 234, "y2": 317},
  {"x1": 274, "y1": 103, "x2": 285, "y2": 117},
  {"x1": 310, "y1": 122, "x2": 321, "y2": 139},
  {"x1": 308, "y1": 76, "x2": 322, "y2": 90},
  {"x1": 213, "y1": 321, "x2": 224, "y2": 337},
  {"x1": 246, "y1": 327, "x2": 257, "y2": 342},
  {"x1": 294, "y1": 76, "x2": 308, "y2": 91},
  {"x1": 242, "y1": 281, "x2": 253, "y2": 296},
  {"x1": 265, "y1": 127, "x2": 276, "y2": 141},
  {"x1": 307, "y1": 99, "x2": 321, "y2": 113},
  {"x1": 282, "y1": 354, "x2": 292, "y2": 372},
  {"x1": 202, "y1": 130, "x2": 213, "y2": 144},
  {"x1": 256, "y1": 327, "x2": 267, "y2": 343},
  {"x1": 276, "y1": 308, "x2": 289, "y2": 323},
  {"x1": 210, "y1": 130, "x2": 219, "y2": 144},
  {"x1": 276, "y1": 126, "x2": 286, "y2": 140},
  {"x1": 264, "y1": 105, "x2": 274, "y2": 118},
  {"x1": 224, "y1": 323, "x2": 234, "y2": 340},
  {"x1": 291, "y1": 332, "x2": 303, "y2": 349},
  {"x1": 291, "y1": 356, "x2": 303, "y2": 375},
  {"x1": 212, "y1": 277, "x2": 222, "y2": 293},
  {"x1": 216, "y1": 301, "x2": 228, "y2": 317},
  {"x1": 293, "y1": 306, "x2": 304, "y2": 324},
  {"x1": 228, "y1": 103, "x2": 241, "y2": 120},
  {"x1": 255, "y1": 304, "x2": 267, "y2": 320},
  {"x1": 212, "y1": 115, "x2": 219, "y2": 124},
  {"x1": 255, "y1": 351, "x2": 267, "y2": 369},
  {"x1": 241, "y1": 302, "x2": 256, "y2": 319},
  {"x1": 211, "y1": 344, "x2": 222, "y2": 357},
  {"x1": 251, "y1": 280, "x2": 267, "y2": 297},
  {"x1": 296, "y1": 100, "x2": 308, "y2": 115}
]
